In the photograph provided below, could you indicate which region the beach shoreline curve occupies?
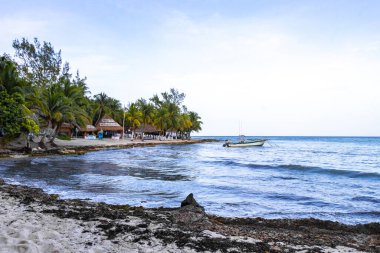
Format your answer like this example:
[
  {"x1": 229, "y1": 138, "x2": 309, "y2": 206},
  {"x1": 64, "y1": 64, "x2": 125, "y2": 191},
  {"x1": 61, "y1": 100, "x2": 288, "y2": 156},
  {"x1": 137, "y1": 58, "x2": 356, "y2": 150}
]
[
  {"x1": 0, "y1": 179, "x2": 379, "y2": 253},
  {"x1": 0, "y1": 138, "x2": 218, "y2": 158}
]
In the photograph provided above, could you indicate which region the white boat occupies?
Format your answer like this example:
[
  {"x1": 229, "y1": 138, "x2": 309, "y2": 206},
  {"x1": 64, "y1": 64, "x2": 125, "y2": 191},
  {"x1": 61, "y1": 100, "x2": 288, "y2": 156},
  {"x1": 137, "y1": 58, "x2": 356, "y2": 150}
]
[{"x1": 223, "y1": 135, "x2": 267, "y2": 147}]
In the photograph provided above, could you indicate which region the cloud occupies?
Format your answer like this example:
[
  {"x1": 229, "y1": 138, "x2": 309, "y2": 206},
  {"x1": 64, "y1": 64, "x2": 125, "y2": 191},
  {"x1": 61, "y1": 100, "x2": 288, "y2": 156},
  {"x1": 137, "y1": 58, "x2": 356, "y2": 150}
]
[
  {"x1": 144, "y1": 12, "x2": 380, "y2": 135},
  {"x1": 0, "y1": 16, "x2": 48, "y2": 53},
  {"x1": 1, "y1": 2, "x2": 379, "y2": 135}
]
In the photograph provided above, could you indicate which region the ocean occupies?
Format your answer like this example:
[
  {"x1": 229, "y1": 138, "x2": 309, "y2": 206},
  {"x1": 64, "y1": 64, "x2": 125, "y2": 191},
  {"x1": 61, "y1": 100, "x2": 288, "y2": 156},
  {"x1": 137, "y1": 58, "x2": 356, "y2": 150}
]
[{"x1": 0, "y1": 136, "x2": 379, "y2": 224}]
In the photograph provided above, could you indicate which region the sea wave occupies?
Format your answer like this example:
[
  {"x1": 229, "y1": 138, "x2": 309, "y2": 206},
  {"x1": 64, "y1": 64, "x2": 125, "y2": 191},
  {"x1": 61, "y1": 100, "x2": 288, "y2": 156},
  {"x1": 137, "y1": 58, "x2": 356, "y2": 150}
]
[
  {"x1": 205, "y1": 160, "x2": 380, "y2": 179},
  {"x1": 280, "y1": 164, "x2": 380, "y2": 179},
  {"x1": 351, "y1": 196, "x2": 380, "y2": 204}
]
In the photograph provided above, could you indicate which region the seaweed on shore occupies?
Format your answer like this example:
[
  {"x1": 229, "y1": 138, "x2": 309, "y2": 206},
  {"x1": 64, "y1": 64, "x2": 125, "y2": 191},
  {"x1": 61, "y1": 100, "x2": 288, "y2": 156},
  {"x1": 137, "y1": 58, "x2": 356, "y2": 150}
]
[{"x1": 0, "y1": 179, "x2": 379, "y2": 252}]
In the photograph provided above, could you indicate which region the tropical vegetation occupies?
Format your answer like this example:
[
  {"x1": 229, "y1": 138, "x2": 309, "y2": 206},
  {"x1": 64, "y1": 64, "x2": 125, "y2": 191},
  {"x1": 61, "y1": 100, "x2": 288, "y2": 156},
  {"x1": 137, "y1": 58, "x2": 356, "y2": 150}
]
[{"x1": 0, "y1": 37, "x2": 202, "y2": 148}]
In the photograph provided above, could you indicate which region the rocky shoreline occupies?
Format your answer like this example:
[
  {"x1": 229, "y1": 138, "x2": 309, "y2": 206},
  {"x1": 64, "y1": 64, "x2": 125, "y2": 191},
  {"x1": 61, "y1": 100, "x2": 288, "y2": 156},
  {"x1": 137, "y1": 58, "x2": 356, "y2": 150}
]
[
  {"x1": 0, "y1": 138, "x2": 218, "y2": 158},
  {"x1": 0, "y1": 179, "x2": 379, "y2": 253}
]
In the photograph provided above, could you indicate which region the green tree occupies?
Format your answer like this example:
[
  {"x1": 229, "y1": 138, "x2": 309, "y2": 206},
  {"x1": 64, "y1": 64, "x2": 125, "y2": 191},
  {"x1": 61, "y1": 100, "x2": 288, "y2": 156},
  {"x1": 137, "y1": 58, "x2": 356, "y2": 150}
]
[
  {"x1": 92, "y1": 92, "x2": 123, "y2": 125},
  {"x1": 150, "y1": 88, "x2": 186, "y2": 138},
  {"x1": 0, "y1": 54, "x2": 39, "y2": 147},
  {"x1": 152, "y1": 106, "x2": 168, "y2": 136},
  {"x1": 177, "y1": 113, "x2": 192, "y2": 139},
  {"x1": 93, "y1": 92, "x2": 109, "y2": 124},
  {"x1": 28, "y1": 82, "x2": 90, "y2": 145},
  {"x1": 187, "y1": 111, "x2": 202, "y2": 138},
  {"x1": 136, "y1": 98, "x2": 155, "y2": 140},
  {"x1": 11, "y1": 38, "x2": 92, "y2": 145},
  {"x1": 29, "y1": 84, "x2": 69, "y2": 145},
  {"x1": 0, "y1": 54, "x2": 27, "y2": 94},
  {"x1": 0, "y1": 91, "x2": 39, "y2": 138},
  {"x1": 125, "y1": 103, "x2": 142, "y2": 139},
  {"x1": 105, "y1": 97, "x2": 123, "y2": 124},
  {"x1": 161, "y1": 88, "x2": 185, "y2": 105},
  {"x1": 13, "y1": 38, "x2": 62, "y2": 87}
]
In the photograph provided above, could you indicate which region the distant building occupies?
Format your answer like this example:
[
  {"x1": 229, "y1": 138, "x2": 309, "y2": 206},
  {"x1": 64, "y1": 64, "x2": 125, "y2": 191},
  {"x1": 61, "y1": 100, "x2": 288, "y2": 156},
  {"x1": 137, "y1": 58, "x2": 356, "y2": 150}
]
[{"x1": 95, "y1": 115, "x2": 123, "y2": 138}]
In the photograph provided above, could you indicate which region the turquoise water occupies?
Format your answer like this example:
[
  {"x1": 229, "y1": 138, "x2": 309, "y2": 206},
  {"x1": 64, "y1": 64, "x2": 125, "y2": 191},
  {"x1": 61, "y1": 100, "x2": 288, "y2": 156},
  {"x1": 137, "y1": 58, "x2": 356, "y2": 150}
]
[{"x1": 0, "y1": 136, "x2": 379, "y2": 224}]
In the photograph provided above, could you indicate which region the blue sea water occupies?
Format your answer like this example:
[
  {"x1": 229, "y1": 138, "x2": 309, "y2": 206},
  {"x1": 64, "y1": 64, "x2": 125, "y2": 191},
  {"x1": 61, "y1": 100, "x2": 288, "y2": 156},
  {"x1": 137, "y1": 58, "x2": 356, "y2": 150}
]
[{"x1": 0, "y1": 136, "x2": 379, "y2": 224}]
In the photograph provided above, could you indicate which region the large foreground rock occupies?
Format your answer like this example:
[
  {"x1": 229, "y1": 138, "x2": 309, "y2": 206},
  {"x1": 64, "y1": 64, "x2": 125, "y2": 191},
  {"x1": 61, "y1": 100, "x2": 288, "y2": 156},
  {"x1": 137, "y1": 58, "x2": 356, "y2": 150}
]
[{"x1": 180, "y1": 193, "x2": 205, "y2": 211}]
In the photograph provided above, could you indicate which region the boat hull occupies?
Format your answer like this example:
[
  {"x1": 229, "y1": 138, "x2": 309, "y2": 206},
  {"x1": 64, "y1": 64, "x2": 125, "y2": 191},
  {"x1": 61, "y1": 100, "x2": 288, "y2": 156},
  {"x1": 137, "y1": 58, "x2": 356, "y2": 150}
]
[{"x1": 224, "y1": 140, "x2": 266, "y2": 147}]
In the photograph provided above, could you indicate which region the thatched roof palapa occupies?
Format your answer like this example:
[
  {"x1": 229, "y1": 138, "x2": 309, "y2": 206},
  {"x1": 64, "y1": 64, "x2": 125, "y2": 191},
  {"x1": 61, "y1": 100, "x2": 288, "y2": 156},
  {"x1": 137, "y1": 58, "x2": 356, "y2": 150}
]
[
  {"x1": 95, "y1": 115, "x2": 123, "y2": 131},
  {"x1": 135, "y1": 124, "x2": 160, "y2": 133},
  {"x1": 58, "y1": 122, "x2": 73, "y2": 136},
  {"x1": 79, "y1": 124, "x2": 97, "y2": 132}
]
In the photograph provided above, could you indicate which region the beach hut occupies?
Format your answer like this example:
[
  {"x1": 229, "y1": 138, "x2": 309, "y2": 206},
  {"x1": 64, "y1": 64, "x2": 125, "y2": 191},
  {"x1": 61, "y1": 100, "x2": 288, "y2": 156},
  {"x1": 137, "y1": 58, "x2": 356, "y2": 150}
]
[
  {"x1": 135, "y1": 124, "x2": 160, "y2": 140},
  {"x1": 79, "y1": 124, "x2": 97, "y2": 134},
  {"x1": 58, "y1": 123, "x2": 73, "y2": 137},
  {"x1": 77, "y1": 124, "x2": 97, "y2": 139},
  {"x1": 95, "y1": 115, "x2": 123, "y2": 138}
]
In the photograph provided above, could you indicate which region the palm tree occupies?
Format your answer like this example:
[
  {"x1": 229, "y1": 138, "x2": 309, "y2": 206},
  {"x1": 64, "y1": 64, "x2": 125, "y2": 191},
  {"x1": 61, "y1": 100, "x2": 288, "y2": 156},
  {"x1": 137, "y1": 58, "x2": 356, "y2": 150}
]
[
  {"x1": 28, "y1": 80, "x2": 91, "y2": 146},
  {"x1": 149, "y1": 89, "x2": 187, "y2": 138},
  {"x1": 165, "y1": 102, "x2": 181, "y2": 138},
  {"x1": 187, "y1": 111, "x2": 202, "y2": 138},
  {"x1": 177, "y1": 113, "x2": 192, "y2": 139},
  {"x1": 105, "y1": 97, "x2": 123, "y2": 124},
  {"x1": 152, "y1": 105, "x2": 167, "y2": 137},
  {"x1": 125, "y1": 103, "x2": 142, "y2": 139},
  {"x1": 59, "y1": 79, "x2": 91, "y2": 132},
  {"x1": 0, "y1": 55, "x2": 26, "y2": 94},
  {"x1": 93, "y1": 92, "x2": 109, "y2": 124},
  {"x1": 136, "y1": 98, "x2": 155, "y2": 140},
  {"x1": 92, "y1": 93, "x2": 124, "y2": 126},
  {"x1": 28, "y1": 84, "x2": 69, "y2": 146}
]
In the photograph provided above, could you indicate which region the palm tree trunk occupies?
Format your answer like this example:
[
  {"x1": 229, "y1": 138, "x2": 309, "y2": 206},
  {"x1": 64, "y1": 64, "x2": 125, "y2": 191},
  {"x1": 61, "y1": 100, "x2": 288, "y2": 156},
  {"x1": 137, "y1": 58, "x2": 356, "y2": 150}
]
[
  {"x1": 132, "y1": 123, "x2": 135, "y2": 140},
  {"x1": 96, "y1": 108, "x2": 102, "y2": 125},
  {"x1": 49, "y1": 124, "x2": 60, "y2": 145},
  {"x1": 38, "y1": 120, "x2": 52, "y2": 149},
  {"x1": 142, "y1": 120, "x2": 146, "y2": 141}
]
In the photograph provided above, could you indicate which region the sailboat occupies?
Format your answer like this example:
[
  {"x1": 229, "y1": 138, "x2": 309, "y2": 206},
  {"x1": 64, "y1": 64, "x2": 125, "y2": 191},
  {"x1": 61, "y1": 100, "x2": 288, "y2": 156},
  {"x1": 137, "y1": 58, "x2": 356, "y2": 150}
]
[
  {"x1": 223, "y1": 135, "x2": 267, "y2": 147},
  {"x1": 222, "y1": 122, "x2": 267, "y2": 147}
]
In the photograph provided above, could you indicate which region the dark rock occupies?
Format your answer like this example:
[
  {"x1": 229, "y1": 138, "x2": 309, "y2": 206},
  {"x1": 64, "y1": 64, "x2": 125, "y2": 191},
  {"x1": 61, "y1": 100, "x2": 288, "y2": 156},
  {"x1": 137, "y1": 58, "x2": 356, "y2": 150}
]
[
  {"x1": 38, "y1": 141, "x2": 47, "y2": 150},
  {"x1": 180, "y1": 193, "x2": 204, "y2": 211}
]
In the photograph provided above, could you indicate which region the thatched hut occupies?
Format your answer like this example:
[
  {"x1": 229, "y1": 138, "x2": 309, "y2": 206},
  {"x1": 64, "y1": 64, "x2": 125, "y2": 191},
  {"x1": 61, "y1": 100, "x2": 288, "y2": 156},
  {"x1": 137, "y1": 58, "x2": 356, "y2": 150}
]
[
  {"x1": 75, "y1": 124, "x2": 98, "y2": 138},
  {"x1": 79, "y1": 124, "x2": 97, "y2": 134},
  {"x1": 135, "y1": 124, "x2": 160, "y2": 139},
  {"x1": 58, "y1": 123, "x2": 73, "y2": 137},
  {"x1": 95, "y1": 115, "x2": 123, "y2": 138}
]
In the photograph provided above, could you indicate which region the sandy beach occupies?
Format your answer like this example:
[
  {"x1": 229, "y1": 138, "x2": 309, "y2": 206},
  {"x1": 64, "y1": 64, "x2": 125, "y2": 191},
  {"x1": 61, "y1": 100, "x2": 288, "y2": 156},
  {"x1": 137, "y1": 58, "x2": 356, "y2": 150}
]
[
  {"x1": 0, "y1": 137, "x2": 215, "y2": 158},
  {"x1": 54, "y1": 138, "x2": 206, "y2": 148},
  {"x1": 0, "y1": 179, "x2": 379, "y2": 253}
]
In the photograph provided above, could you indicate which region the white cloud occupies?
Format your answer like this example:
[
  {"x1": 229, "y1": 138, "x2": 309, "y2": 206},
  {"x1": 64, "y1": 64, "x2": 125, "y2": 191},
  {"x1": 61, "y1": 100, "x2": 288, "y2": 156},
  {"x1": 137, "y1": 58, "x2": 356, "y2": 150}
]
[
  {"x1": 0, "y1": 16, "x2": 48, "y2": 53},
  {"x1": 142, "y1": 12, "x2": 380, "y2": 136},
  {"x1": 1, "y1": 5, "x2": 379, "y2": 136}
]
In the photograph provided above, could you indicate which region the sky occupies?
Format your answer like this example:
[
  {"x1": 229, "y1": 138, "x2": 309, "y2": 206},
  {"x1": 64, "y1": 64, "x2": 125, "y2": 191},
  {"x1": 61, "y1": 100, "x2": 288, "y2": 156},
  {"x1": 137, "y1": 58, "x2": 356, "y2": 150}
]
[{"x1": 1, "y1": 0, "x2": 380, "y2": 136}]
